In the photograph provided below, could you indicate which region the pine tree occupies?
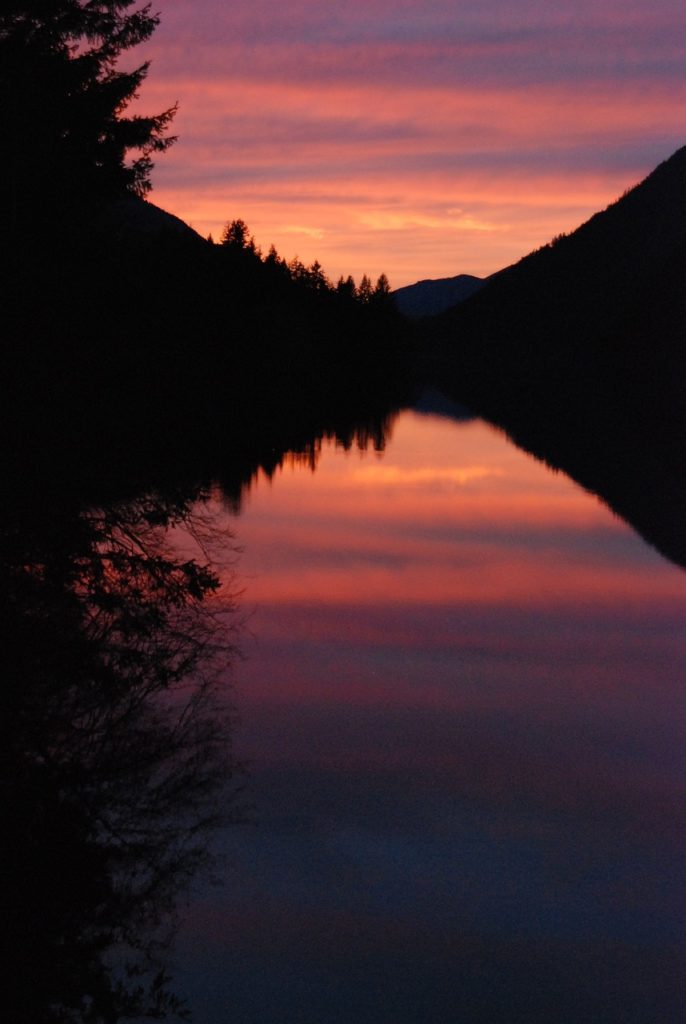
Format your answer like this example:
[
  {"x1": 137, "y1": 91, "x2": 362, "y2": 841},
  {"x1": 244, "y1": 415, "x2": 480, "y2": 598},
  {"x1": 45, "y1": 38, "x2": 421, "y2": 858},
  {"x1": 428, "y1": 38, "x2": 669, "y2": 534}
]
[
  {"x1": 357, "y1": 274, "x2": 374, "y2": 303},
  {"x1": 374, "y1": 273, "x2": 391, "y2": 297},
  {"x1": 336, "y1": 275, "x2": 357, "y2": 301},
  {"x1": 372, "y1": 273, "x2": 392, "y2": 306},
  {"x1": 220, "y1": 219, "x2": 251, "y2": 249},
  {"x1": 0, "y1": 1, "x2": 176, "y2": 231}
]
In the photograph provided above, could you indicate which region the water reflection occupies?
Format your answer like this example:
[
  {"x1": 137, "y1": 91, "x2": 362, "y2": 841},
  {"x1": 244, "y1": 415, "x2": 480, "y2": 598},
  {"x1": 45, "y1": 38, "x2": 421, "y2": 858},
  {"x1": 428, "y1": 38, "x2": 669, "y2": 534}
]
[
  {"x1": 177, "y1": 410, "x2": 685, "y2": 1024},
  {"x1": 213, "y1": 415, "x2": 395, "y2": 512},
  {"x1": 4, "y1": 402, "x2": 684, "y2": 1023},
  {"x1": 2, "y1": 400, "x2": 400, "y2": 1022},
  {"x1": 1, "y1": 490, "x2": 240, "y2": 1022}
]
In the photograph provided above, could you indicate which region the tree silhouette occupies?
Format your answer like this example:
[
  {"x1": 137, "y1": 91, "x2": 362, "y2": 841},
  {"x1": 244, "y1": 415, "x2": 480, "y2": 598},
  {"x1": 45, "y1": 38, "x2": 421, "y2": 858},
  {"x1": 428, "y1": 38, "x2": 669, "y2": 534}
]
[
  {"x1": 307, "y1": 259, "x2": 330, "y2": 292},
  {"x1": 220, "y1": 218, "x2": 252, "y2": 250},
  {"x1": 357, "y1": 274, "x2": 374, "y2": 303},
  {"x1": 0, "y1": 0, "x2": 176, "y2": 232},
  {"x1": 336, "y1": 274, "x2": 357, "y2": 301},
  {"x1": 1, "y1": 488, "x2": 242, "y2": 1022},
  {"x1": 373, "y1": 273, "x2": 391, "y2": 303}
]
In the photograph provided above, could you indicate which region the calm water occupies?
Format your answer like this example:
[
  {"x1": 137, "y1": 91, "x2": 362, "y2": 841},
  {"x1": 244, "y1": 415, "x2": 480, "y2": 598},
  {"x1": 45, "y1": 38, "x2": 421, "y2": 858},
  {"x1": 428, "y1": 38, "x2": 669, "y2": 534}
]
[{"x1": 174, "y1": 409, "x2": 685, "y2": 1023}]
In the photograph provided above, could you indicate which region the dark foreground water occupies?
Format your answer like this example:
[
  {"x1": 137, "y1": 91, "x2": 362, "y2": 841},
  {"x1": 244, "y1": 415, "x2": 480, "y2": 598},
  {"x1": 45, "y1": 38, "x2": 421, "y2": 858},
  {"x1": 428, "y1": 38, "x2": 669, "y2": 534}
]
[{"x1": 171, "y1": 409, "x2": 685, "y2": 1024}]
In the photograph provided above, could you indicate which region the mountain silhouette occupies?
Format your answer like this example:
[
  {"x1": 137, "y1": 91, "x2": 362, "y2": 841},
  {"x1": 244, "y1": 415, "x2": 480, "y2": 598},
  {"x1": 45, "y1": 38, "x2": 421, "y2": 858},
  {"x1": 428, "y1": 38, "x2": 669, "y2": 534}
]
[
  {"x1": 429, "y1": 145, "x2": 686, "y2": 380},
  {"x1": 423, "y1": 145, "x2": 686, "y2": 567},
  {"x1": 393, "y1": 273, "x2": 485, "y2": 317}
]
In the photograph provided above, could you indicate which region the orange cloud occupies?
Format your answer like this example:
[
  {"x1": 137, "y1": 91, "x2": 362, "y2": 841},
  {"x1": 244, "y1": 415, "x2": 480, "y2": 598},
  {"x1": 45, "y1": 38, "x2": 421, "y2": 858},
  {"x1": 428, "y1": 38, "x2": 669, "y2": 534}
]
[{"x1": 135, "y1": 9, "x2": 686, "y2": 284}]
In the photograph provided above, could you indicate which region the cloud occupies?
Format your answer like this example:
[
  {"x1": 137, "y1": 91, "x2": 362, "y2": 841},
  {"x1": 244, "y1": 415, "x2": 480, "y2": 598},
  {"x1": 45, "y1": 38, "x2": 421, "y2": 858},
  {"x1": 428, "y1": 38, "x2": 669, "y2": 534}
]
[
  {"x1": 279, "y1": 224, "x2": 325, "y2": 239},
  {"x1": 352, "y1": 465, "x2": 504, "y2": 485},
  {"x1": 150, "y1": 2, "x2": 686, "y2": 89},
  {"x1": 136, "y1": 2, "x2": 686, "y2": 283},
  {"x1": 357, "y1": 210, "x2": 504, "y2": 232}
]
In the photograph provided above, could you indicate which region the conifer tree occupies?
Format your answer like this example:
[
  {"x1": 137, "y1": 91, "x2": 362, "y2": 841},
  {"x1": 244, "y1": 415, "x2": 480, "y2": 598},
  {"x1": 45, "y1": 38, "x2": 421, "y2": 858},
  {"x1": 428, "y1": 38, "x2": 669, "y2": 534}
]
[
  {"x1": 220, "y1": 218, "x2": 251, "y2": 249},
  {"x1": 357, "y1": 274, "x2": 374, "y2": 303},
  {"x1": 0, "y1": 1, "x2": 176, "y2": 230}
]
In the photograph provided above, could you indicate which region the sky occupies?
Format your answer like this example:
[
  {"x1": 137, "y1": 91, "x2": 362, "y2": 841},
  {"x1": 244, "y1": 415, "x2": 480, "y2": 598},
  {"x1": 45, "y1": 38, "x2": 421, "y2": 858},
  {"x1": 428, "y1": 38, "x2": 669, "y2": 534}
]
[{"x1": 137, "y1": 1, "x2": 686, "y2": 286}]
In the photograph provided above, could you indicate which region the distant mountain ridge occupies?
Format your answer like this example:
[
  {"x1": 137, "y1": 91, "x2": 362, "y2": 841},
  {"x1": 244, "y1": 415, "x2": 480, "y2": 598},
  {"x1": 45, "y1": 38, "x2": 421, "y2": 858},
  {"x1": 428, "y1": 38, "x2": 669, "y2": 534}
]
[{"x1": 393, "y1": 273, "x2": 485, "y2": 317}]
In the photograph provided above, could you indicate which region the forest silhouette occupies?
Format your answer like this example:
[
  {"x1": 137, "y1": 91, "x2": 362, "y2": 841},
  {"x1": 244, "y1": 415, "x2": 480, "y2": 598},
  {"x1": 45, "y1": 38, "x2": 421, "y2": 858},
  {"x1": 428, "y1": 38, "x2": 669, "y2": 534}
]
[{"x1": 0, "y1": 1, "x2": 414, "y2": 504}]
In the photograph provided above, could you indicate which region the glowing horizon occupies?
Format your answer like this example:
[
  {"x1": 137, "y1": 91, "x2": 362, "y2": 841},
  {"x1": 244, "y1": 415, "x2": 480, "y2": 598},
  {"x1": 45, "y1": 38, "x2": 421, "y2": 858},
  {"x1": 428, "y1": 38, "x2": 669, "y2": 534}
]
[{"x1": 137, "y1": 1, "x2": 686, "y2": 286}]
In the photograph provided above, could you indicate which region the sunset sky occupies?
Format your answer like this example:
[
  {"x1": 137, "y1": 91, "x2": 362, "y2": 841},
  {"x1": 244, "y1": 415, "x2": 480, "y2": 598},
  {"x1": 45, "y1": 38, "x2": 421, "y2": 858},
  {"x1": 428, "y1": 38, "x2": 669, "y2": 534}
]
[{"x1": 139, "y1": 1, "x2": 686, "y2": 286}]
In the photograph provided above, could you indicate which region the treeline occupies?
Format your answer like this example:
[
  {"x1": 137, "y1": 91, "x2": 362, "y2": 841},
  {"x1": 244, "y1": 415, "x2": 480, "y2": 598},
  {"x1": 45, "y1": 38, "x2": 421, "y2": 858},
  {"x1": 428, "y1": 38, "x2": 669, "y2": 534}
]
[
  {"x1": 1, "y1": 200, "x2": 415, "y2": 498},
  {"x1": 217, "y1": 218, "x2": 392, "y2": 307},
  {"x1": 0, "y1": 1, "x2": 417, "y2": 497}
]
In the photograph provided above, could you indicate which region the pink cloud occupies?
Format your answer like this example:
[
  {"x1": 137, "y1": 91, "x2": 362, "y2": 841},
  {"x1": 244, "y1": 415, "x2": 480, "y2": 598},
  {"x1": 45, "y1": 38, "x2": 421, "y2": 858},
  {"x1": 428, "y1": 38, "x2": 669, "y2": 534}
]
[{"x1": 133, "y1": 3, "x2": 686, "y2": 282}]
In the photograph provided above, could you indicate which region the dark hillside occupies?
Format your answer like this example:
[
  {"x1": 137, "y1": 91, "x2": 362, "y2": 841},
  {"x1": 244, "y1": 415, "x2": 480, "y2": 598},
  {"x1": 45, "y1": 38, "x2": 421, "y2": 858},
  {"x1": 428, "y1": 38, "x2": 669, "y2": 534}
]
[
  {"x1": 430, "y1": 144, "x2": 686, "y2": 385},
  {"x1": 424, "y1": 146, "x2": 686, "y2": 567}
]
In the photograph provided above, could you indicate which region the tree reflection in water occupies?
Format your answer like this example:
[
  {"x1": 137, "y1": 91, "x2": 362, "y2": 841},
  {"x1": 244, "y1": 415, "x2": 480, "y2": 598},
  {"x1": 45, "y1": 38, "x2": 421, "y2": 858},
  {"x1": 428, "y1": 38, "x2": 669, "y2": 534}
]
[{"x1": 1, "y1": 489, "x2": 242, "y2": 1022}]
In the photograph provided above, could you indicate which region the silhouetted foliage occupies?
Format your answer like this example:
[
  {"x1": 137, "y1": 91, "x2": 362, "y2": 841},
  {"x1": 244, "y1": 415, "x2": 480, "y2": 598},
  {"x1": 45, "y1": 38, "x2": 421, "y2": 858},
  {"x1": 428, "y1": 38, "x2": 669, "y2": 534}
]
[
  {"x1": 1, "y1": 487, "x2": 241, "y2": 1022},
  {"x1": 220, "y1": 218, "x2": 253, "y2": 250},
  {"x1": 0, "y1": 0, "x2": 176, "y2": 235},
  {"x1": 357, "y1": 273, "x2": 374, "y2": 303},
  {"x1": 372, "y1": 272, "x2": 392, "y2": 305},
  {"x1": 336, "y1": 274, "x2": 357, "y2": 300}
]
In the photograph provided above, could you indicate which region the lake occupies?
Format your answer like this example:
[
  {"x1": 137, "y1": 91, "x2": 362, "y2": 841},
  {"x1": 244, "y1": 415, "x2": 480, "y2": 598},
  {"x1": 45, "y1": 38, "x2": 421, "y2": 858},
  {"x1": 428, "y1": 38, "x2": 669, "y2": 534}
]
[{"x1": 171, "y1": 406, "x2": 686, "y2": 1023}]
